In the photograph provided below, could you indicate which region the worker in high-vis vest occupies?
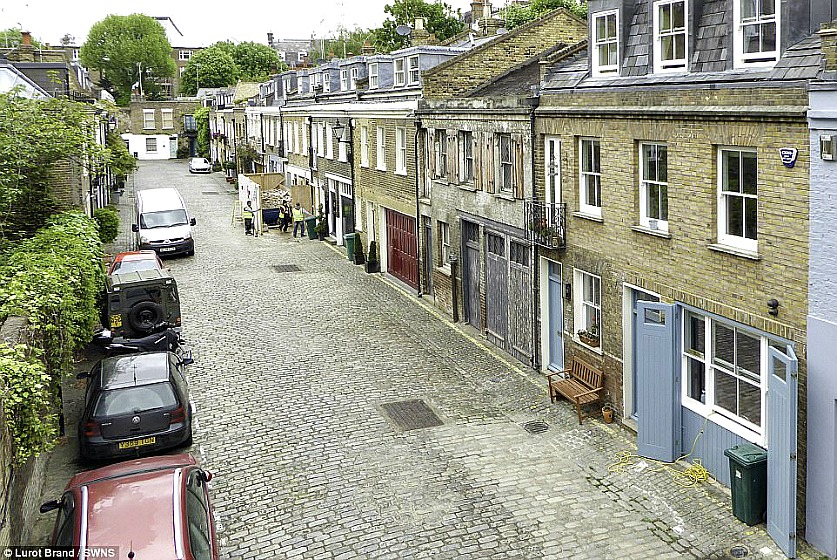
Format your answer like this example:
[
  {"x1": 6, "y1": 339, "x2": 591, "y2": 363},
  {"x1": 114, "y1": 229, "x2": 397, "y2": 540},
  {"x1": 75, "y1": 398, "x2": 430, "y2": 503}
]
[
  {"x1": 242, "y1": 202, "x2": 254, "y2": 235},
  {"x1": 292, "y1": 203, "x2": 305, "y2": 238}
]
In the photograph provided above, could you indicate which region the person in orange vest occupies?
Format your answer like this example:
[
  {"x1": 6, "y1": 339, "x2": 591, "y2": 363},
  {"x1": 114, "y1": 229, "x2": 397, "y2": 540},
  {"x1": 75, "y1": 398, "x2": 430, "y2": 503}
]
[{"x1": 292, "y1": 203, "x2": 305, "y2": 238}]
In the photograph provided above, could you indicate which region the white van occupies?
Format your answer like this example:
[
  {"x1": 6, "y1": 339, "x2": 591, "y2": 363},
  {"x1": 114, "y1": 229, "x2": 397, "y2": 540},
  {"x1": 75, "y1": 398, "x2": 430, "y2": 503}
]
[{"x1": 132, "y1": 188, "x2": 196, "y2": 256}]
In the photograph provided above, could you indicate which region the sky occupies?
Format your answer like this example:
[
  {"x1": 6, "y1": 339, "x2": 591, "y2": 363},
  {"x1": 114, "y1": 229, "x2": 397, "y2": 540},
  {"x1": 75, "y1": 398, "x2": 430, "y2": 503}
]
[{"x1": 1, "y1": 0, "x2": 475, "y2": 48}]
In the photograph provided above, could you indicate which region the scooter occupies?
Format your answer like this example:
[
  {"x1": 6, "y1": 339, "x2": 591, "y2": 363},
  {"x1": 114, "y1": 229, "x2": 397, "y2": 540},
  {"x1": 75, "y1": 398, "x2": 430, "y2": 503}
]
[{"x1": 94, "y1": 322, "x2": 194, "y2": 365}]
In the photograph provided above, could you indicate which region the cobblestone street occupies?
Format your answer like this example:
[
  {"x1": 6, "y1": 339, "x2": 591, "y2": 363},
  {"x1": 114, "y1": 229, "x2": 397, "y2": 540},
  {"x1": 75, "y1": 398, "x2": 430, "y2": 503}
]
[{"x1": 33, "y1": 160, "x2": 811, "y2": 559}]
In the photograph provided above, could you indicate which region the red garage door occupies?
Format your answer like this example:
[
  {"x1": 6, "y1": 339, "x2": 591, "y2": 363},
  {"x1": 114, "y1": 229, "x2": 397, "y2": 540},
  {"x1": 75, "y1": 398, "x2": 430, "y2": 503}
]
[{"x1": 385, "y1": 208, "x2": 417, "y2": 288}]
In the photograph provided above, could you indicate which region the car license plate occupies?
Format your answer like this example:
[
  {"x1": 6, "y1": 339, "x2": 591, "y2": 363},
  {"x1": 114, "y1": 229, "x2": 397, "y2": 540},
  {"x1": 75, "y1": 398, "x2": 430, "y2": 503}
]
[
  {"x1": 118, "y1": 436, "x2": 156, "y2": 450},
  {"x1": 159, "y1": 247, "x2": 176, "y2": 252},
  {"x1": 110, "y1": 315, "x2": 122, "y2": 328}
]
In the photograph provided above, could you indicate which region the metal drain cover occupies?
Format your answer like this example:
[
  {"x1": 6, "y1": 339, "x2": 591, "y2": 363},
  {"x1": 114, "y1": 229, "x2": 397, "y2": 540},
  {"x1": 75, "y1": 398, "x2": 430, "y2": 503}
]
[
  {"x1": 201, "y1": 191, "x2": 220, "y2": 195},
  {"x1": 380, "y1": 400, "x2": 443, "y2": 431},
  {"x1": 523, "y1": 420, "x2": 549, "y2": 434},
  {"x1": 729, "y1": 545, "x2": 749, "y2": 558},
  {"x1": 273, "y1": 264, "x2": 301, "y2": 273}
]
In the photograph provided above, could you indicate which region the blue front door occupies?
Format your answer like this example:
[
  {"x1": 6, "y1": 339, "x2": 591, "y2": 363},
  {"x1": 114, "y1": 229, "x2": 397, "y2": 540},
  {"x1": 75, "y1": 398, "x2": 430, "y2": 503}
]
[
  {"x1": 547, "y1": 262, "x2": 563, "y2": 371},
  {"x1": 635, "y1": 302, "x2": 680, "y2": 462},
  {"x1": 767, "y1": 344, "x2": 798, "y2": 558}
]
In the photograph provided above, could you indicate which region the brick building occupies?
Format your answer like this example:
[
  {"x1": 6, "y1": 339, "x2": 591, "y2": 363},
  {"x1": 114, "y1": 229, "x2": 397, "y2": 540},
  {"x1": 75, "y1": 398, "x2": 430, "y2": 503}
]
[{"x1": 123, "y1": 98, "x2": 201, "y2": 160}]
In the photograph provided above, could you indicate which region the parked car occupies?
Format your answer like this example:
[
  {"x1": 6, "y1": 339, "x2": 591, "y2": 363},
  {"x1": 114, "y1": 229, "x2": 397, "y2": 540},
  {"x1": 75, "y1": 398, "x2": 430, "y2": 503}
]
[
  {"x1": 107, "y1": 250, "x2": 164, "y2": 275},
  {"x1": 189, "y1": 157, "x2": 212, "y2": 173},
  {"x1": 132, "y1": 187, "x2": 196, "y2": 256},
  {"x1": 77, "y1": 351, "x2": 193, "y2": 463},
  {"x1": 40, "y1": 453, "x2": 219, "y2": 558},
  {"x1": 104, "y1": 268, "x2": 181, "y2": 338}
]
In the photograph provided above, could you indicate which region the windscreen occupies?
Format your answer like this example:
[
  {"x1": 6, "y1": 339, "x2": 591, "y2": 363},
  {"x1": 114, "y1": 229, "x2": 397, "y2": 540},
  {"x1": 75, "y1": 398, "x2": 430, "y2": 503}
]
[
  {"x1": 94, "y1": 383, "x2": 178, "y2": 416},
  {"x1": 140, "y1": 209, "x2": 188, "y2": 229}
]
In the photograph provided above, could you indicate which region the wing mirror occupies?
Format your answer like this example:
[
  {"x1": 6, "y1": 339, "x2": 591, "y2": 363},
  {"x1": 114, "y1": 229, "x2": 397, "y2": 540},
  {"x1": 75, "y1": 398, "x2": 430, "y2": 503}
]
[
  {"x1": 198, "y1": 470, "x2": 213, "y2": 483},
  {"x1": 39, "y1": 499, "x2": 62, "y2": 514},
  {"x1": 190, "y1": 218, "x2": 197, "y2": 226},
  {"x1": 131, "y1": 224, "x2": 139, "y2": 232}
]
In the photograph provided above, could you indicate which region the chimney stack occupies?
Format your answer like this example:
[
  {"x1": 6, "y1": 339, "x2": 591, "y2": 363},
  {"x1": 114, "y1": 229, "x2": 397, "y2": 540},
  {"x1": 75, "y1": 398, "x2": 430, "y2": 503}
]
[
  {"x1": 21, "y1": 31, "x2": 32, "y2": 46},
  {"x1": 411, "y1": 17, "x2": 436, "y2": 46},
  {"x1": 362, "y1": 42, "x2": 375, "y2": 55},
  {"x1": 820, "y1": 21, "x2": 837, "y2": 72},
  {"x1": 267, "y1": 32, "x2": 274, "y2": 47}
]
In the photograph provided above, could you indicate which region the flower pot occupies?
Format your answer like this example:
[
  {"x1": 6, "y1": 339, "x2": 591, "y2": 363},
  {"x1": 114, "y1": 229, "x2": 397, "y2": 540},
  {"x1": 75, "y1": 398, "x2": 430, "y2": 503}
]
[
  {"x1": 602, "y1": 406, "x2": 614, "y2": 424},
  {"x1": 318, "y1": 232, "x2": 326, "y2": 241},
  {"x1": 579, "y1": 334, "x2": 600, "y2": 348},
  {"x1": 365, "y1": 260, "x2": 380, "y2": 273}
]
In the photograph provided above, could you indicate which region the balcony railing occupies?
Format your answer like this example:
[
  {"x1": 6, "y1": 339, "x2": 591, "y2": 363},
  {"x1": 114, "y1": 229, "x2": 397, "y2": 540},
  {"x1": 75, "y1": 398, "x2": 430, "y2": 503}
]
[{"x1": 525, "y1": 200, "x2": 567, "y2": 249}]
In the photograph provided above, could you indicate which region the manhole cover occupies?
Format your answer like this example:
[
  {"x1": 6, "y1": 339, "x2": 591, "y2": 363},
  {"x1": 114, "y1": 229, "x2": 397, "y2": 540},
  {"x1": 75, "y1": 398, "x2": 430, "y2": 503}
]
[
  {"x1": 523, "y1": 420, "x2": 549, "y2": 434},
  {"x1": 202, "y1": 191, "x2": 220, "y2": 195},
  {"x1": 380, "y1": 400, "x2": 443, "y2": 431},
  {"x1": 272, "y1": 264, "x2": 301, "y2": 273},
  {"x1": 729, "y1": 545, "x2": 749, "y2": 558}
]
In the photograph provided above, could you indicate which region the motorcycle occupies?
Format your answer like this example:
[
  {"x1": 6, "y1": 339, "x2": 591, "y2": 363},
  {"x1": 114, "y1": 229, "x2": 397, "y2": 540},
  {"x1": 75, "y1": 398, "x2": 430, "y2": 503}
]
[{"x1": 93, "y1": 322, "x2": 194, "y2": 365}]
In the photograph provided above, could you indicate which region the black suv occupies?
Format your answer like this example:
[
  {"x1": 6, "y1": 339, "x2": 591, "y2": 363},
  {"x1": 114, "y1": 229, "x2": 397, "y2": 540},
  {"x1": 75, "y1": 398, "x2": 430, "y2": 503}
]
[
  {"x1": 77, "y1": 352, "x2": 193, "y2": 463},
  {"x1": 105, "y1": 269, "x2": 182, "y2": 339}
]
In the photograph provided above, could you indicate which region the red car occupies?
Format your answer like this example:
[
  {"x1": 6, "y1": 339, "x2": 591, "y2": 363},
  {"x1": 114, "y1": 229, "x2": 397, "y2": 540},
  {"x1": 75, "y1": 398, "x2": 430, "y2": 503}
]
[
  {"x1": 107, "y1": 250, "x2": 164, "y2": 275},
  {"x1": 40, "y1": 453, "x2": 219, "y2": 559}
]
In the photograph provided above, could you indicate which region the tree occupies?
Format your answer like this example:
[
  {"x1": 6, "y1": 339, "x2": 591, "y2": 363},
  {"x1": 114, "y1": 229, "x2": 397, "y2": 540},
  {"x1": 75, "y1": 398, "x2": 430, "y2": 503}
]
[
  {"x1": 0, "y1": 91, "x2": 108, "y2": 243},
  {"x1": 373, "y1": 0, "x2": 464, "y2": 53},
  {"x1": 231, "y1": 42, "x2": 285, "y2": 82},
  {"x1": 503, "y1": 0, "x2": 587, "y2": 30},
  {"x1": 310, "y1": 27, "x2": 375, "y2": 61},
  {"x1": 179, "y1": 46, "x2": 239, "y2": 96},
  {"x1": 80, "y1": 14, "x2": 176, "y2": 105},
  {"x1": 0, "y1": 28, "x2": 43, "y2": 49}
]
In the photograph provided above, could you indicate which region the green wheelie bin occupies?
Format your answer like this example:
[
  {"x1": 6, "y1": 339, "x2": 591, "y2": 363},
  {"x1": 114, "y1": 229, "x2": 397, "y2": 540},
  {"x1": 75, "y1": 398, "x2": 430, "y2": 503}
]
[{"x1": 724, "y1": 443, "x2": 768, "y2": 526}]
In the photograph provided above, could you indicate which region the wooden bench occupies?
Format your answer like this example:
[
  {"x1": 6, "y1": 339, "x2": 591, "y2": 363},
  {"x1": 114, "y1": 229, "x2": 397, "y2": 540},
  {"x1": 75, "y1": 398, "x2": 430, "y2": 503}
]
[{"x1": 545, "y1": 356, "x2": 604, "y2": 424}]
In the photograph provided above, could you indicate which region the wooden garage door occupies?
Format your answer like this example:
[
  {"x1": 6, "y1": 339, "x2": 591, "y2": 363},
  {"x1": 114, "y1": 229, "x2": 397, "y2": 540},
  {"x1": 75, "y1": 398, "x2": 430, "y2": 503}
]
[{"x1": 385, "y1": 208, "x2": 417, "y2": 288}]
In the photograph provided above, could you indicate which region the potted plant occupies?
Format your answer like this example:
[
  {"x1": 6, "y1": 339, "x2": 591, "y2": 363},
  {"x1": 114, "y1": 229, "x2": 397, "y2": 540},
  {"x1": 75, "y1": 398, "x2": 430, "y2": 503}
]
[
  {"x1": 315, "y1": 205, "x2": 328, "y2": 240},
  {"x1": 601, "y1": 402, "x2": 615, "y2": 424},
  {"x1": 365, "y1": 240, "x2": 380, "y2": 273},
  {"x1": 577, "y1": 323, "x2": 600, "y2": 347},
  {"x1": 353, "y1": 233, "x2": 366, "y2": 265}
]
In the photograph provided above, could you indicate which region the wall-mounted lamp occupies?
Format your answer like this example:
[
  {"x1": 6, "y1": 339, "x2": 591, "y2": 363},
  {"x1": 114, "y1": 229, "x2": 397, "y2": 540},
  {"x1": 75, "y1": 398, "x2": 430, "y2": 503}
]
[
  {"x1": 108, "y1": 116, "x2": 117, "y2": 131},
  {"x1": 564, "y1": 282, "x2": 572, "y2": 301},
  {"x1": 767, "y1": 298, "x2": 780, "y2": 317}
]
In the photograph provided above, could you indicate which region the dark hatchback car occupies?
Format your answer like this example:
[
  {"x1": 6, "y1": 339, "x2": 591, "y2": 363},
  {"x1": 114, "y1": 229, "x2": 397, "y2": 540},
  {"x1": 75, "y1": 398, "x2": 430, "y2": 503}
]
[
  {"x1": 40, "y1": 453, "x2": 219, "y2": 559},
  {"x1": 78, "y1": 352, "x2": 192, "y2": 463}
]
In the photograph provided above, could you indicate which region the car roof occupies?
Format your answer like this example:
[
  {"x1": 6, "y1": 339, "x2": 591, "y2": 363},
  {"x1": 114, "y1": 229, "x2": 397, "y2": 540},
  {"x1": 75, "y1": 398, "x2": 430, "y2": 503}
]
[
  {"x1": 100, "y1": 352, "x2": 172, "y2": 389},
  {"x1": 67, "y1": 454, "x2": 197, "y2": 557},
  {"x1": 114, "y1": 251, "x2": 159, "y2": 262},
  {"x1": 107, "y1": 268, "x2": 176, "y2": 289},
  {"x1": 137, "y1": 188, "x2": 186, "y2": 213}
]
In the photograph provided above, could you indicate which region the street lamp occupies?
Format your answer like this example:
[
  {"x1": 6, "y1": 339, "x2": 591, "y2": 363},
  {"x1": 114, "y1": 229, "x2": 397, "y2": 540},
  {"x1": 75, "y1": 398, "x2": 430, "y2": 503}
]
[{"x1": 332, "y1": 117, "x2": 356, "y2": 235}]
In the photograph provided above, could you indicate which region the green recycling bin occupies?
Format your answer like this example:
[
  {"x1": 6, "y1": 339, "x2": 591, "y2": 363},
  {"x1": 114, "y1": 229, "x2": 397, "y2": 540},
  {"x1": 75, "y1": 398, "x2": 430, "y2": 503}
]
[
  {"x1": 305, "y1": 215, "x2": 317, "y2": 240},
  {"x1": 344, "y1": 233, "x2": 357, "y2": 260},
  {"x1": 724, "y1": 443, "x2": 768, "y2": 526}
]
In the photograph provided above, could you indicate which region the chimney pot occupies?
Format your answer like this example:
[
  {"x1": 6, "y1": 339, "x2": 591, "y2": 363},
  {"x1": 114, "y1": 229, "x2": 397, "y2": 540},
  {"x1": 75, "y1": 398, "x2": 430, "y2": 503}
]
[{"x1": 21, "y1": 31, "x2": 32, "y2": 46}]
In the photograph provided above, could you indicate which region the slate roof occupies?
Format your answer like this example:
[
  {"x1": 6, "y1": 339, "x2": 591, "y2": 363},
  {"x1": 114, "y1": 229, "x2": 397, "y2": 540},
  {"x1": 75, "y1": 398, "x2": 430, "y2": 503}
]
[
  {"x1": 691, "y1": 0, "x2": 730, "y2": 73},
  {"x1": 622, "y1": 0, "x2": 652, "y2": 76}
]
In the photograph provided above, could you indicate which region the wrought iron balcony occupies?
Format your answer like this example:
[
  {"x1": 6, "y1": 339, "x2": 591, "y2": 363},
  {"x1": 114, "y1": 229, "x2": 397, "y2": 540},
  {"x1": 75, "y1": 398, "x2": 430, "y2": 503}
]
[{"x1": 525, "y1": 200, "x2": 567, "y2": 249}]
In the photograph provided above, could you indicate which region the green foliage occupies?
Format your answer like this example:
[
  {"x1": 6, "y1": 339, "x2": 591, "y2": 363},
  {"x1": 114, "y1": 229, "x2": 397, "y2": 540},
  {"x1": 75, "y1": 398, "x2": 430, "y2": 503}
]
[
  {"x1": 367, "y1": 240, "x2": 379, "y2": 263},
  {"x1": 236, "y1": 143, "x2": 260, "y2": 173},
  {"x1": 0, "y1": 345, "x2": 58, "y2": 466},
  {"x1": 0, "y1": 91, "x2": 107, "y2": 242},
  {"x1": 195, "y1": 107, "x2": 211, "y2": 158},
  {"x1": 230, "y1": 41, "x2": 284, "y2": 82},
  {"x1": 353, "y1": 233, "x2": 366, "y2": 261},
  {"x1": 374, "y1": 0, "x2": 464, "y2": 52},
  {"x1": 0, "y1": 212, "x2": 106, "y2": 379},
  {"x1": 315, "y1": 205, "x2": 328, "y2": 235},
  {"x1": 179, "y1": 46, "x2": 239, "y2": 96},
  {"x1": 310, "y1": 27, "x2": 375, "y2": 61},
  {"x1": 105, "y1": 131, "x2": 137, "y2": 179},
  {"x1": 503, "y1": 0, "x2": 587, "y2": 29},
  {"x1": 80, "y1": 14, "x2": 176, "y2": 105},
  {"x1": 93, "y1": 206, "x2": 119, "y2": 243},
  {"x1": 0, "y1": 28, "x2": 44, "y2": 49}
]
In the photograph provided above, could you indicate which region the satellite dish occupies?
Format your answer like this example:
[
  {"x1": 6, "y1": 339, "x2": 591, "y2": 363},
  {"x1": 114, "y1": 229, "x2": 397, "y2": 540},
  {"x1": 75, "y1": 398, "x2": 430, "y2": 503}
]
[{"x1": 395, "y1": 24, "x2": 412, "y2": 37}]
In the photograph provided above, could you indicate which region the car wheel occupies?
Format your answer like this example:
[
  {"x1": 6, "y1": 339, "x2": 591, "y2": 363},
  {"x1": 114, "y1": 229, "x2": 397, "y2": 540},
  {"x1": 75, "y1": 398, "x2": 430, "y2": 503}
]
[{"x1": 128, "y1": 301, "x2": 164, "y2": 333}]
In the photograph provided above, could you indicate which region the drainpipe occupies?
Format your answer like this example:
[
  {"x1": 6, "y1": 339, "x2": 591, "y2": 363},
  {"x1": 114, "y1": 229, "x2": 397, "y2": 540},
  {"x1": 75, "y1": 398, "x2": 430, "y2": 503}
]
[
  {"x1": 414, "y1": 117, "x2": 423, "y2": 298},
  {"x1": 308, "y1": 115, "x2": 315, "y2": 210},
  {"x1": 526, "y1": 89, "x2": 541, "y2": 370}
]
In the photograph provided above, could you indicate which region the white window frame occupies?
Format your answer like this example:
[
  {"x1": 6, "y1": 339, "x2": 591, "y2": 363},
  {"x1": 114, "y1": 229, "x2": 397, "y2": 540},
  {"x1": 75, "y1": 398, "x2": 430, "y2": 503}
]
[
  {"x1": 340, "y1": 69, "x2": 349, "y2": 90},
  {"x1": 338, "y1": 130, "x2": 348, "y2": 162},
  {"x1": 376, "y1": 127, "x2": 386, "y2": 171},
  {"x1": 179, "y1": 50, "x2": 192, "y2": 61},
  {"x1": 369, "y1": 63, "x2": 379, "y2": 89},
  {"x1": 717, "y1": 147, "x2": 758, "y2": 253},
  {"x1": 302, "y1": 122, "x2": 309, "y2": 156},
  {"x1": 592, "y1": 10, "x2": 619, "y2": 76},
  {"x1": 579, "y1": 137, "x2": 602, "y2": 217},
  {"x1": 407, "y1": 55, "x2": 420, "y2": 84},
  {"x1": 326, "y1": 122, "x2": 334, "y2": 160},
  {"x1": 317, "y1": 123, "x2": 325, "y2": 157},
  {"x1": 498, "y1": 133, "x2": 514, "y2": 193},
  {"x1": 433, "y1": 129, "x2": 446, "y2": 179},
  {"x1": 360, "y1": 125, "x2": 369, "y2": 167},
  {"x1": 143, "y1": 109, "x2": 156, "y2": 130},
  {"x1": 639, "y1": 143, "x2": 669, "y2": 231},
  {"x1": 394, "y1": 58, "x2": 405, "y2": 86},
  {"x1": 733, "y1": 0, "x2": 779, "y2": 68},
  {"x1": 395, "y1": 127, "x2": 407, "y2": 175},
  {"x1": 545, "y1": 137, "x2": 562, "y2": 205},
  {"x1": 439, "y1": 221, "x2": 451, "y2": 271},
  {"x1": 293, "y1": 122, "x2": 300, "y2": 154},
  {"x1": 161, "y1": 109, "x2": 174, "y2": 130},
  {"x1": 145, "y1": 137, "x2": 158, "y2": 153},
  {"x1": 350, "y1": 68, "x2": 358, "y2": 90},
  {"x1": 653, "y1": 0, "x2": 688, "y2": 72},
  {"x1": 458, "y1": 131, "x2": 473, "y2": 184},
  {"x1": 323, "y1": 72, "x2": 331, "y2": 92},
  {"x1": 573, "y1": 269, "x2": 601, "y2": 350},
  {"x1": 681, "y1": 309, "x2": 775, "y2": 444}
]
